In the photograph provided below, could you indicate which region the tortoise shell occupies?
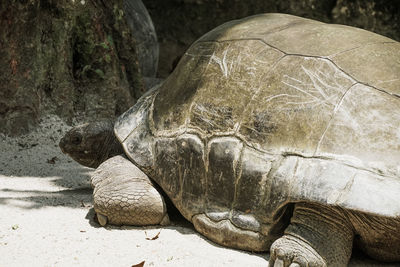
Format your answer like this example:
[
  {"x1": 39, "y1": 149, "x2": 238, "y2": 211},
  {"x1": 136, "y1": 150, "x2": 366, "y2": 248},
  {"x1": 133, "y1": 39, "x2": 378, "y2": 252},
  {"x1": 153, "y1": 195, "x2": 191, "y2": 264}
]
[{"x1": 115, "y1": 13, "x2": 400, "y2": 250}]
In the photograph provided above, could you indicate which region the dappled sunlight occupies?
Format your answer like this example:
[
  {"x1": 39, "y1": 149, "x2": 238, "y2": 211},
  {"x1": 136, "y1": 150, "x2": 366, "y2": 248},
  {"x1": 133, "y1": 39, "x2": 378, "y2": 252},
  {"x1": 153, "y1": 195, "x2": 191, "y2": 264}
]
[
  {"x1": 0, "y1": 187, "x2": 93, "y2": 210},
  {"x1": 0, "y1": 152, "x2": 93, "y2": 209}
]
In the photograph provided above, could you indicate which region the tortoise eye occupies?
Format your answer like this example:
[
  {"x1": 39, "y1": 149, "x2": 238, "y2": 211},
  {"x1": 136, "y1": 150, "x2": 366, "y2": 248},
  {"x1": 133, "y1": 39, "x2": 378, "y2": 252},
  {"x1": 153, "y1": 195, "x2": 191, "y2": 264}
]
[{"x1": 71, "y1": 132, "x2": 82, "y2": 145}]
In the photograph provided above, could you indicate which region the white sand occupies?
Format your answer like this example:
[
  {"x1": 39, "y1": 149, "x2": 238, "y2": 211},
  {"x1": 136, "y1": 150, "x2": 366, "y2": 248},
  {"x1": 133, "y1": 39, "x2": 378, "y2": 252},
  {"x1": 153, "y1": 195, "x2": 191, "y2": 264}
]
[{"x1": 0, "y1": 116, "x2": 397, "y2": 267}]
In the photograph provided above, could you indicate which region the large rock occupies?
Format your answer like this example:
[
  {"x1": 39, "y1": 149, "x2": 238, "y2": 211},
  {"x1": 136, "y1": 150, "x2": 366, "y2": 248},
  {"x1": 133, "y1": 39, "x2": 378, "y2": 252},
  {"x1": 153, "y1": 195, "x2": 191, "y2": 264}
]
[
  {"x1": 0, "y1": 0, "x2": 145, "y2": 136},
  {"x1": 124, "y1": 0, "x2": 158, "y2": 77}
]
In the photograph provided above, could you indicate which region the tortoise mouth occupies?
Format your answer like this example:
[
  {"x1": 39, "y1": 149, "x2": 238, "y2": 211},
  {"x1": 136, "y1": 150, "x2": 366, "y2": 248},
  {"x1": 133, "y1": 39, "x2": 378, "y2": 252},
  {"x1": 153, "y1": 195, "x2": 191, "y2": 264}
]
[{"x1": 59, "y1": 144, "x2": 101, "y2": 168}]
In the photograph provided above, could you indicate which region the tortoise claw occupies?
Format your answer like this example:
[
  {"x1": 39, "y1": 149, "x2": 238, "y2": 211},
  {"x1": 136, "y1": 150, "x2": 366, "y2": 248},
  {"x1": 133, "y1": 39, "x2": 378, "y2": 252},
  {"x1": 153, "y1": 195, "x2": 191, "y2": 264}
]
[
  {"x1": 97, "y1": 213, "x2": 108, "y2": 226},
  {"x1": 160, "y1": 214, "x2": 170, "y2": 226}
]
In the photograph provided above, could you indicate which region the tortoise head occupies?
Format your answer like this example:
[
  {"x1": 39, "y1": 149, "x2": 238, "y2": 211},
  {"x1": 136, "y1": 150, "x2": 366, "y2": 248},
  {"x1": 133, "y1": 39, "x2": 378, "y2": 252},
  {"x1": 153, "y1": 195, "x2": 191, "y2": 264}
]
[{"x1": 59, "y1": 120, "x2": 123, "y2": 168}]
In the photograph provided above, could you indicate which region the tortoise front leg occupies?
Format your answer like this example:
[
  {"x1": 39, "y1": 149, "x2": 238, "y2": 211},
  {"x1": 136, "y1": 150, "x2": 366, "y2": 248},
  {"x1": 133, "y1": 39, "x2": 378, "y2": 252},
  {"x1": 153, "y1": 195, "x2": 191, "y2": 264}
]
[
  {"x1": 91, "y1": 155, "x2": 169, "y2": 226},
  {"x1": 269, "y1": 203, "x2": 354, "y2": 267}
]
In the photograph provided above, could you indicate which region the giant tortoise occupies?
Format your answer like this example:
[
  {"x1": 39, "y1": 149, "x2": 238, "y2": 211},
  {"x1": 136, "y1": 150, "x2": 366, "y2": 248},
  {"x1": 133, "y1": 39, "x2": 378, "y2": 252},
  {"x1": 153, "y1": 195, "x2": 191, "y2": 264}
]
[{"x1": 59, "y1": 13, "x2": 400, "y2": 267}]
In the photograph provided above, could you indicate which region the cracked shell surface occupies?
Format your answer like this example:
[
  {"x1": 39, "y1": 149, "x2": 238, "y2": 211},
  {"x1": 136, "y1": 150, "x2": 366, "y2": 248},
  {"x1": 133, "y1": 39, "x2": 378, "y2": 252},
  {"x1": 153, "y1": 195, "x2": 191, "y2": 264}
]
[{"x1": 114, "y1": 13, "x2": 400, "y2": 250}]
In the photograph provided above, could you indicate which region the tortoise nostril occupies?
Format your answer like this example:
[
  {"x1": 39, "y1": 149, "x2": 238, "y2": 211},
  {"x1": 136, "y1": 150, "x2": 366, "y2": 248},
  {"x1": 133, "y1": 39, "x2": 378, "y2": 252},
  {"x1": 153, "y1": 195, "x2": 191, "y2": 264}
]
[{"x1": 59, "y1": 137, "x2": 66, "y2": 152}]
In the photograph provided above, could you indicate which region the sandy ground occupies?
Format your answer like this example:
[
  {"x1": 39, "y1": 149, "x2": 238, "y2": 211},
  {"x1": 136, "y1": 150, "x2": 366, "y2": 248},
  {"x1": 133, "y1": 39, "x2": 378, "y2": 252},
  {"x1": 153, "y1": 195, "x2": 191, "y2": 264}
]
[{"x1": 0, "y1": 115, "x2": 398, "y2": 267}]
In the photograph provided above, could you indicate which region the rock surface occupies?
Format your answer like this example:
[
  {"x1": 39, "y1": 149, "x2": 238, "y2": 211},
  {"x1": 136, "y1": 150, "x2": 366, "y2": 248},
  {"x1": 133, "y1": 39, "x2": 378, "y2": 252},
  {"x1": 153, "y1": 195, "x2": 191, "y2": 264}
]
[
  {"x1": 124, "y1": 0, "x2": 159, "y2": 77},
  {"x1": 0, "y1": 0, "x2": 144, "y2": 136}
]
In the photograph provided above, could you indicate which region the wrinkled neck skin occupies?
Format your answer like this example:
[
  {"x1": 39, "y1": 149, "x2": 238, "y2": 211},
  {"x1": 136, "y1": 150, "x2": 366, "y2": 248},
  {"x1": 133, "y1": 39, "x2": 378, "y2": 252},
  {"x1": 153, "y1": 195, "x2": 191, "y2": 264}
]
[{"x1": 59, "y1": 119, "x2": 124, "y2": 168}]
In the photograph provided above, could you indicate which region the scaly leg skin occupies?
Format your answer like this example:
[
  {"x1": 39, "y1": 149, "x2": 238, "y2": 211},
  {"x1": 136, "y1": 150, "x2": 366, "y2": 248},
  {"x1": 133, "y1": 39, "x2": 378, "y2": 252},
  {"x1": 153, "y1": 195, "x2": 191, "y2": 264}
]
[
  {"x1": 269, "y1": 203, "x2": 354, "y2": 267},
  {"x1": 348, "y1": 211, "x2": 400, "y2": 262},
  {"x1": 91, "y1": 155, "x2": 169, "y2": 226}
]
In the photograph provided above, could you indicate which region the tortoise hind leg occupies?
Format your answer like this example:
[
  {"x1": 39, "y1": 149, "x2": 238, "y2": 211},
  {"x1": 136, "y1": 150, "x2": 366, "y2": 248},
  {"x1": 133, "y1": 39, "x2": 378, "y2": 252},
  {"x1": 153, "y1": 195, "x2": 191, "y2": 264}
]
[
  {"x1": 269, "y1": 203, "x2": 353, "y2": 267},
  {"x1": 91, "y1": 155, "x2": 169, "y2": 226},
  {"x1": 348, "y1": 211, "x2": 400, "y2": 262}
]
